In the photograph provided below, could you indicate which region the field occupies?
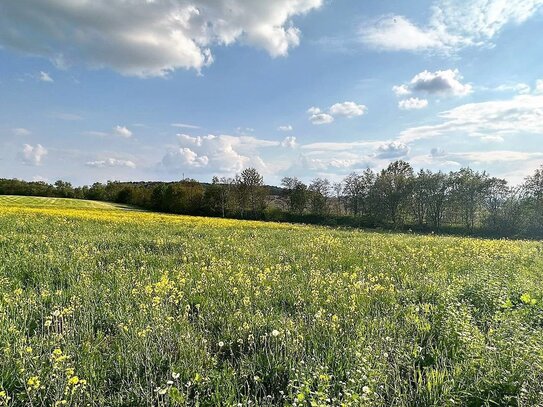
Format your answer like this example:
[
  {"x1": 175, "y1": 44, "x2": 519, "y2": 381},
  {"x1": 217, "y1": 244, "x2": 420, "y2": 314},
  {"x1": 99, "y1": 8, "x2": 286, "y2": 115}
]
[{"x1": 1, "y1": 195, "x2": 543, "y2": 406}]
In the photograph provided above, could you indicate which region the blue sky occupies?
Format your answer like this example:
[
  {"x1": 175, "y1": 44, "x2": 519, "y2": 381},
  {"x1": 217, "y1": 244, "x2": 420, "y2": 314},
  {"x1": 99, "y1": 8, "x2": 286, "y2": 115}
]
[{"x1": 1, "y1": 0, "x2": 543, "y2": 186}]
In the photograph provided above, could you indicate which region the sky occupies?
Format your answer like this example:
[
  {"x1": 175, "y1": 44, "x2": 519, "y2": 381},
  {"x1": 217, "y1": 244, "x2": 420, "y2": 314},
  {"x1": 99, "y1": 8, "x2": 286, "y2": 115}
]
[{"x1": 1, "y1": 0, "x2": 543, "y2": 186}]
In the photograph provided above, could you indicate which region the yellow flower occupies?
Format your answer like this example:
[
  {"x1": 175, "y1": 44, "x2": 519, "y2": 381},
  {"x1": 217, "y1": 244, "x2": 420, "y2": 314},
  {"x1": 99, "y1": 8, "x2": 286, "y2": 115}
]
[
  {"x1": 27, "y1": 376, "x2": 40, "y2": 390},
  {"x1": 68, "y1": 376, "x2": 80, "y2": 386}
]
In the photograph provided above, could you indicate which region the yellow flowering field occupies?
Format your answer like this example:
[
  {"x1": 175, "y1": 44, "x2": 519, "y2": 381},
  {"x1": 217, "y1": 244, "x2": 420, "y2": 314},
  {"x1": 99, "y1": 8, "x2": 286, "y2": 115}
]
[{"x1": 1, "y1": 196, "x2": 542, "y2": 406}]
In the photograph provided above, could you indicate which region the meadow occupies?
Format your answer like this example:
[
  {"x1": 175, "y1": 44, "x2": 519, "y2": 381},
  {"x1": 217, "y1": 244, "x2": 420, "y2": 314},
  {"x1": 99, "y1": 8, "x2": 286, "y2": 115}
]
[{"x1": 1, "y1": 195, "x2": 542, "y2": 406}]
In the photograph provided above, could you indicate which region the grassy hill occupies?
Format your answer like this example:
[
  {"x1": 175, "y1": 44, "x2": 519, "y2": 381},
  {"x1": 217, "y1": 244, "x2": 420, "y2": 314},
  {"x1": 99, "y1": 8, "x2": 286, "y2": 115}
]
[
  {"x1": 1, "y1": 196, "x2": 543, "y2": 405},
  {"x1": 0, "y1": 195, "x2": 131, "y2": 210}
]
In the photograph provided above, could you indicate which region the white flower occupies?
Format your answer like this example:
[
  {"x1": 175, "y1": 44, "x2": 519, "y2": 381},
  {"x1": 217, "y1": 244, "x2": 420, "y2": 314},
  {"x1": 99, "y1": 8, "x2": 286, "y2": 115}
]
[
  {"x1": 272, "y1": 329, "x2": 280, "y2": 337},
  {"x1": 362, "y1": 386, "x2": 371, "y2": 394},
  {"x1": 172, "y1": 372, "x2": 180, "y2": 379},
  {"x1": 167, "y1": 380, "x2": 173, "y2": 385},
  {"x1": 218, "y1": 341, "x2": 224, "y2": 347}
]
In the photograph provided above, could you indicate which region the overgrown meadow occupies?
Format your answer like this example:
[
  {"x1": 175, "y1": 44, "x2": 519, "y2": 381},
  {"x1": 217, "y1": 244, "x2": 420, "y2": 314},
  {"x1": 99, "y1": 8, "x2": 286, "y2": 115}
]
[{"x1": 1, "y1": 196, "x2": 543, "y2": 406}]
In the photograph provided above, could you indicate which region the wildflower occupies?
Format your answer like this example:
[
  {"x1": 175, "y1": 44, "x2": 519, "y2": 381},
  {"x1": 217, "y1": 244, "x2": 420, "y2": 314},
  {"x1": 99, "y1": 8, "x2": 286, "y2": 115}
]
[
  {"x1": 167, "y1": 380, "x2": 173, "y2": 385},
  {"x1": 218, "y1": 341, "x2": 224, "y2": 347},
  {"x1": 68, "y1": 376, "x2": 80, "y2": 386},
  {"x1": 271, "y1": 329, "x2": 280, "y2": 337},
  {"x1": 362, "y1": 386, "x2": 371, "y2": 394},
  {"x1": 172, "y1": 372, "x2": 180, "y2": 379},
  {"x1": 27, "y1": 376, "x2": 40, "y2": 390}
]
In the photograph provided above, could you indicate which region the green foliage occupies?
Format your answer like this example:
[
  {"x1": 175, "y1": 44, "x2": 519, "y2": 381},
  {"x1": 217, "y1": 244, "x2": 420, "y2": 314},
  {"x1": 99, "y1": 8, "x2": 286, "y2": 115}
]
[{"x1": 1, "y1": 196, "x2": 543, "y2": 405}]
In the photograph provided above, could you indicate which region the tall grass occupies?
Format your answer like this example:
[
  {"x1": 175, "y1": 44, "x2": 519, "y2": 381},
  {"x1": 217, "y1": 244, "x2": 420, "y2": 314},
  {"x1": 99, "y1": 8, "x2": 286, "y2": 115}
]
[{"x1": 1, "y1": 196, "x2": 542, "y2": 406}]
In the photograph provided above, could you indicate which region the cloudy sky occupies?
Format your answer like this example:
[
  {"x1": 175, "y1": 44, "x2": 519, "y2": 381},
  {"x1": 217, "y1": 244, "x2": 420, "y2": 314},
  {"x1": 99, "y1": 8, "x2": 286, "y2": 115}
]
[{"x1": 1, "y1": 0, "x2": 543, "y2": 186}]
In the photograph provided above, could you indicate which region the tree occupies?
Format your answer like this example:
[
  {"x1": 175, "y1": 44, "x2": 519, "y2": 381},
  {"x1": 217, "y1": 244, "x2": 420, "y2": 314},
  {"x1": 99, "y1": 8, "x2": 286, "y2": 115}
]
[
  {"x1": 343, "y1": 169, "x2": 375, "y2": 216},
  {"x1": 205, "y1": 176, "x2": 234, "y2": 217},
  {"x1": 521, "y1": 165, "x2": 543, "y2": 234},
  {"x1": 449, "y1": 168, "x2": 490, "y2": 232},
  {"x1": 54, "y1": 180, "x2": 74, "y2": 198},
  {"x1": 308, "y1": 178, "x2": 331, "y2": 215},
  {"x1": 281, "y1": 177, "x2": 308, "y2": 215},
  {"x1": 235, "y1": 168, "x2": 267, "y2": 218},
  {"x1": 425, "y1": 171, "x2": 450, "y2": 231},
  {"x1": 373, "y1": 161, "x2": 414, "y2": 227}
]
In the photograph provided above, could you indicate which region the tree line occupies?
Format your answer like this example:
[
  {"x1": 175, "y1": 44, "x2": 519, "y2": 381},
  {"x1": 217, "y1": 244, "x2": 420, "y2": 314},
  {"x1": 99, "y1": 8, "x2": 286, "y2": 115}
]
[{"x1": 2, "y1": 161, "x2": 543, "y2": 238}]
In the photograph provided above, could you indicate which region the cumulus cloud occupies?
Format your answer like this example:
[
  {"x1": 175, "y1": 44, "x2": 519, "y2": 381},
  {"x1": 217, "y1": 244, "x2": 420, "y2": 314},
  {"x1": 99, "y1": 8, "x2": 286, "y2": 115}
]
[
  {"x1": 298, "y1": 139, "x2": 399, "y2": 172},
  {"x1": 39, "y1": 71, "x2": 53, "y2": 82},
  {"x1": 398, "y1": 97, "x2": 428, "y2": 110},
  {"x1": 0, "y1": 0, "x2": 323, "y2": 77},
  {"x1": 408, "y1": 69, "x2": 472, "y2": 96},
  {"x1": 85, "y1": 158, "x2": 136, "y2": 168},
  {"x1": 113, "y1": 126, "x2": 133, "y2": 138},
  {"x1": 359, "y1": 0, "x2": 543, "y2": 54},
  {"x1": 281, "y1": 136, "x2": 297, "y2": 148},
  {"x1": 20, "y1": 144, "x2": 47, "y2": 166},
  {"x1": 309, "y1": 112, "x2": 335, "y2": 125},
  {"x1": 162, "y1": 148, "x2": 209, "y2": 169},
  {"x1": 161, "y1": 133, "x2": 279, "y2": 173},
  {"x1": 329, "y1": 101, "x2": 367, "y2": 118},
  {"x1": 392, "y1": 84, "x2": 411, "y2": 97},
  {"x1": 535, "y1": 79, "x2": 543, "y2": 94},
  {"x1": 399, "y1": 94, "x2": 543, "y2": 143},
  {"x1": 278, "y1": 125, "x2": 293, "y2": 131},
  {"x1": 375, "y1": 141, "x2": 410, "y2": 159},
  {"x1": 307, "y1": 101, "x2": 366, "y2": 124}
]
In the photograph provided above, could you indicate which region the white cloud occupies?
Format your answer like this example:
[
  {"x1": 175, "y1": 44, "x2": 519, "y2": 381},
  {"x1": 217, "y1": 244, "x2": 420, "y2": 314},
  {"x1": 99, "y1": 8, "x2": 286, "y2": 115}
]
[
  {"x1": 307, "y1": 101, "x2": 366, "y2": 124},
  {"x1": 39, "y1": 71, "x2": 53, "y2": 82},
  {"x1": 399, "y1": 94, "x2": 543, "y2": 143},
  {"x1": 171, "y1": 123, "x2": 201, "y2": 129},
  {"x1": 162, "y1": 148, "x2": 209, "y2": 169},
  {"x1": 329, "y1": 101, "x2": 367, "y2": 117},
  {"x1": 480, "y1": 135, "x2": 504, "y2": 143},
  {"x1": 278, "y1": 125, "x2": 293, "y2": 131},
  {"x1": 0, "y1": 0, "x2": 323, "y2": 77},
  {"x1": 452, "y1": 150, "x2": 543, "y2": 163},
  {"x1": 113, "y1": 126, "x2": 133, "y2": 138},
  {"x1": 309, "y1": 112, "x2": 334, "y2": 125},
  {"x1": 392, "y1": 84, "x2": 411, "y2": 96},
  {"x1": 32, "y1": 175, "x2": 49, "y2": 182},
  {"x1": 398, "y1": 97, "x2": 428, "y2": 110},
  {"x1": 359, "y1": 15, "x2": 449, "y2": 52},
  {"x1": 85, "y1": 158, "x2": 136, "y2": 168},
  {"x1": 281, "y1": 136, "x2": 297, "y2": 148},
  {"x1": 12, "y1": 128, "x2": 31, "y2": 136},
  {"x1": 493, "y1": 83, "x2": 531, "y2": 94},
  {"x1": 20, "y1": 144, "x2": 47, "y2": 166},
  {"x1": 359, "y1": 0, "x2": 543, "y2": 54},
  {"x1": 161, "y1": 133, "x2": 279, "y2": 174},
  {"x1": 375, "y1": 141, "x2": 410, "y2": 158},
  {"x1": 408, "y1": 69, "x2": 472, "y2": 96},
  {"x1": 535, "y1": 79, "x2": 543, "y2": 94}
]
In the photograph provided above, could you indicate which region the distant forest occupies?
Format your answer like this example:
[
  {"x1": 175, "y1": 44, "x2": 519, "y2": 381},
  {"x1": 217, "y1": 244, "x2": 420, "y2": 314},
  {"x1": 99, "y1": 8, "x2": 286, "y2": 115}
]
[{"x1": 2, "y1": 160, "x2": 543, "y2": 239}]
